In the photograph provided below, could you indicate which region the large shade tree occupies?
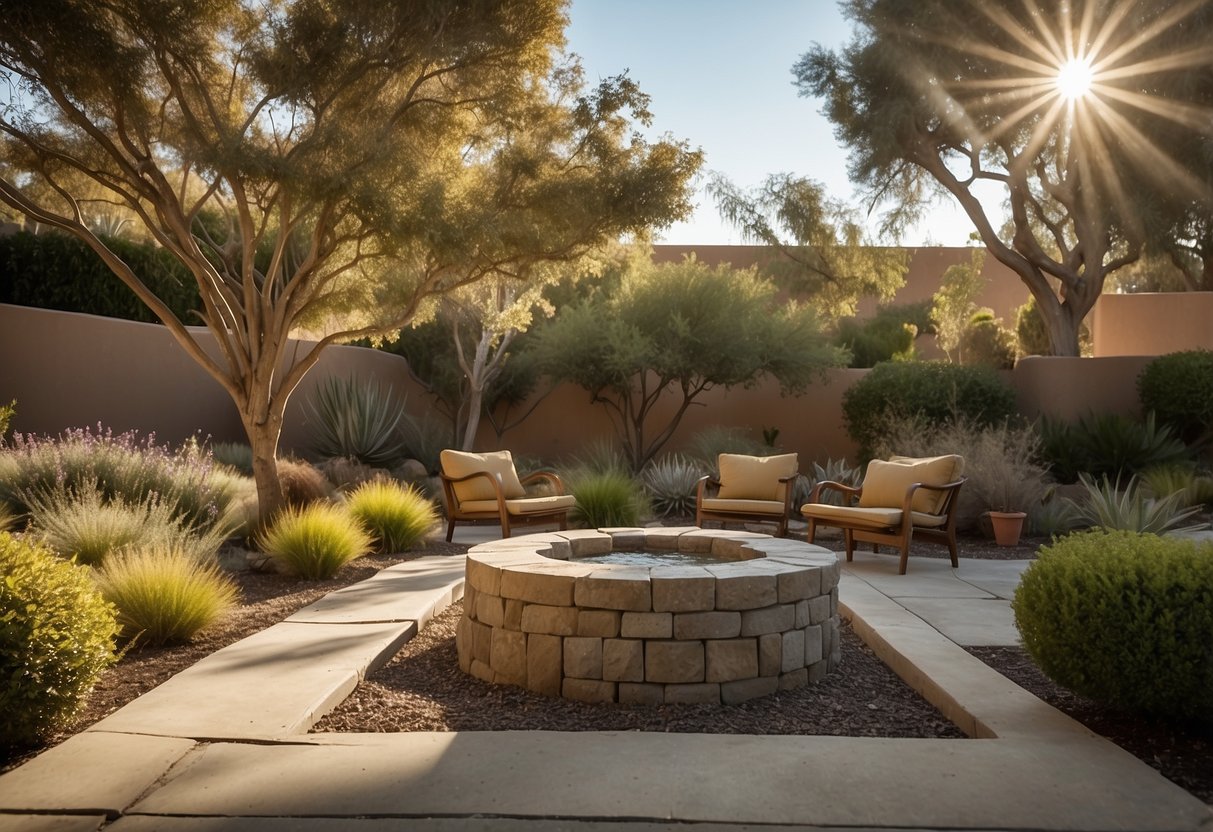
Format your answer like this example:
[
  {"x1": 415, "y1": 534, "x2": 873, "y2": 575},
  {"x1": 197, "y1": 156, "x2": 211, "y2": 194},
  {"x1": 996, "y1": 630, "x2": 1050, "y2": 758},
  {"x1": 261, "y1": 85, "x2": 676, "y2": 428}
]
[
  {"x1": 797, "y1": 0, "x2": 1213, "y2": 355},
  {"x1": 0, "y1": 0, "x2": 700, "y2": 520}
]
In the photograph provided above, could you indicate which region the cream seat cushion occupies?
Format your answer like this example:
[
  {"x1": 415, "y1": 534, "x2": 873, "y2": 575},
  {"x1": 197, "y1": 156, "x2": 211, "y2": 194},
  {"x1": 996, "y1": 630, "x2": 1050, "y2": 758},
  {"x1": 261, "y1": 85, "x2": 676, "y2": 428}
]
[
  {"x1": 459, "y1": 495, "x2": 576, "y2": 515},
  {"x1": 700, "y1": 497, "x2": 786, "y2": 516},
  {"x1": 857, "y1": 455, "x2": 964, "y2": 515},
  {"x1": 716, "y1": 453, "x2": 799, "y2": 501},
  {"x1": 800, "y1": 504, "x2": 947, "y2": 530},
  {"x1": 440, "y1": 449, "x2": 527, "y2": 504}
]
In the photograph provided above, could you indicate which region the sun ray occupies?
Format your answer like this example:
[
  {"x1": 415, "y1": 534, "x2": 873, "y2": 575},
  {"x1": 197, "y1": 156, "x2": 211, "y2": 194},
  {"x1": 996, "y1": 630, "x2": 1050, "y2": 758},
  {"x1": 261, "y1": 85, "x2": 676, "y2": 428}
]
[
  {"x1": 1096, "y1": 85, "x2": 1213, "y2": 132},
  {"x1": 1085, "y1": 99, "x2": 1213, "y2": 201},
  {"x1": 1090, "y1": 0, "x2": 1208, "y2": 70}
]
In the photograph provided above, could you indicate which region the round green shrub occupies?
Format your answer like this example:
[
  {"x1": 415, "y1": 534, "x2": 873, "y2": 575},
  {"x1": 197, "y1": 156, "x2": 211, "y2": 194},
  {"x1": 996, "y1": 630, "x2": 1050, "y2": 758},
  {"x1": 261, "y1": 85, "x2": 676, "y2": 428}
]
[
  {"x1": 258, "y1": 503, "x2": 373, "y2": 579},
  {"x1": 842, "y1": 361, "x2": 1017, "y2": 459},
  {"x1": 1012, "y1": 529, "x2": 1213, "y2": 721},
  {"x1": 959, "y1": 312, "x2": 1015, "y2": 369},
  {"x1": 0, "y1": 533, "x2": 119, "y2": 747},
  {"x1": 1137, "y1": 349, "x2": 1213, "y2": 445},
  {"x1": 345, "y1": 480, "x2": 438, "y2": 553}
]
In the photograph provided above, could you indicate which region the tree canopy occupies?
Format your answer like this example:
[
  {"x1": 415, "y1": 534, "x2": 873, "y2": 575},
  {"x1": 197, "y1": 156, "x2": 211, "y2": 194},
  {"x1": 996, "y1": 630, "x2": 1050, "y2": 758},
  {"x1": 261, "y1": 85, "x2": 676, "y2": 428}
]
[
  {"x1": 797, "y1": 0, "x2": 1213, "y2": 355},
  {"x1": 0, "y1": 0, "x2": 701, "y2": 519}
]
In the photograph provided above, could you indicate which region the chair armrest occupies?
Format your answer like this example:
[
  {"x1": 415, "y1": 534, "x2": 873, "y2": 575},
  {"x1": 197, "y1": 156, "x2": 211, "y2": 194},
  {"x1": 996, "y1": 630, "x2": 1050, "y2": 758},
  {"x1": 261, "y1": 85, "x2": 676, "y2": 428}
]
[
  {"x1": 899, "y1": 479, "x2": 967, "y2": 514},
  {"x1": 778, "y1": 473, "x2": 800, "y2": 512},
  {"x1": 521, "y1": 470, "x2": 565, "y2": 496},
  {"x1": 695, "y1": 475, "x2": 721, "y2": 504},
  {"x1": 439, "y1": 470, "x2": 506, "y2": 507},
  {"x1": 809, "y1": 480, "x2": 861, "y2": 504}
]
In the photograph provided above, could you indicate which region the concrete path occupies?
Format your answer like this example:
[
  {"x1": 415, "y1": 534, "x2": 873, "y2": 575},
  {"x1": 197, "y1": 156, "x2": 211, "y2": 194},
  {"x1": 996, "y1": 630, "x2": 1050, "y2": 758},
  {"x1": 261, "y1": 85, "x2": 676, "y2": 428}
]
[{"x1": 0, "y1": 534, "x2": 1209, "y2": 832}]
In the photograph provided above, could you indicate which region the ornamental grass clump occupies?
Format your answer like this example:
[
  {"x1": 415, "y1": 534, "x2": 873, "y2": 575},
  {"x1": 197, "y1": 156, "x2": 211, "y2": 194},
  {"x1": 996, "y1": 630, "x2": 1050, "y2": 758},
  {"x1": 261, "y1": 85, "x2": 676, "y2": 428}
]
[
  {"x1": 95, "y1": 547, "x2": 239, "y2": 646},
  {"x1": 0, "y1": 533, "x2": 119, "y2": 747},
  {"x1": 1013, "y1": 529, "x2": 1213, "y2": 721},
  {"x1": 258, "y1": 503, "x2": 373, "y2": 579},
  {"x1": 568, "y1": 469, "x2": 649, "y2": 528},
  {"x1": 345, "y1": 480, "x2": 437, "y2": 553}
]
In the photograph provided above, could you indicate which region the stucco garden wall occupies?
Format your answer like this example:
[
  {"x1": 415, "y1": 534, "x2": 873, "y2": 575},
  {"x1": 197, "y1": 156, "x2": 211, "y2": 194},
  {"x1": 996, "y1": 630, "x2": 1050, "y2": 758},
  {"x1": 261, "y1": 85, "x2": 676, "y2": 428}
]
[
  {"x1": 0, "y1": 304, "x2": 1157, "y2": 466},
  {"x1": 1090, "y1": 292, "x2": 1213, "y2": 357}
]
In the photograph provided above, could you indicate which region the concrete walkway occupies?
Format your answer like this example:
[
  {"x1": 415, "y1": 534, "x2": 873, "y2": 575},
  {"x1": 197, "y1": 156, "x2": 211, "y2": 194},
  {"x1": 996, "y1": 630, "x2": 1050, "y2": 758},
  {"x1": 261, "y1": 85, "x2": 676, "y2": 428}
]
[{"x1": 0, "y1": 531, "x2": 1209, "y2": 832}]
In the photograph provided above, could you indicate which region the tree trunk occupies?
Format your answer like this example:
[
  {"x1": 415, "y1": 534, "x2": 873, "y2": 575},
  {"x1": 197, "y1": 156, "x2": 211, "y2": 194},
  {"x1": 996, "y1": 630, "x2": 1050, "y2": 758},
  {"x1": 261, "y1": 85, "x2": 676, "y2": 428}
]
[
  {"x1": 461, "y1": 384, "x2": 484, "y2": 451},
  {"x1": 1038, "y1": 300, "x2": 1082, "y2": 357},
  {"x1": 243, "y1": 414, "x2": 286, "y2": 527}
]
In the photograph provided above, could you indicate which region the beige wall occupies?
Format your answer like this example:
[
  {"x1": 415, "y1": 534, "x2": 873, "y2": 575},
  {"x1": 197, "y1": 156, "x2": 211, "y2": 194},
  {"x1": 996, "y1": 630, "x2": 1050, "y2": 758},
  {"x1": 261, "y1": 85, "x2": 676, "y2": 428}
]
[
  {"x1": 2, "y1": 304, "x2": 1157, "y2": 467},
  {"x1": 1090, "y1": 292, "x2": 1213, "y2": 357}
]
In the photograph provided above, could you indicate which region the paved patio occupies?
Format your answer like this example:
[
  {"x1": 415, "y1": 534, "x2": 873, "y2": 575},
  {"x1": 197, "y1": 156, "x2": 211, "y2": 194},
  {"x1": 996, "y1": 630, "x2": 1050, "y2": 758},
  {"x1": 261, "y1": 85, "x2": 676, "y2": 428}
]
[{"x1": 0, "y1": 527, "x2": 1208, "y2": 832}]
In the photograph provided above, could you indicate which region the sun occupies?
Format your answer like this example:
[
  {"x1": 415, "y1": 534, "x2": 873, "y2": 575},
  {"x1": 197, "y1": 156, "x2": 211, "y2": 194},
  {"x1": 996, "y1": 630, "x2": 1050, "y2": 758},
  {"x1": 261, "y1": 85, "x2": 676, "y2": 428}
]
[{"x1": 1056, "y1": 57, "x2": 1095, "y2": 101}]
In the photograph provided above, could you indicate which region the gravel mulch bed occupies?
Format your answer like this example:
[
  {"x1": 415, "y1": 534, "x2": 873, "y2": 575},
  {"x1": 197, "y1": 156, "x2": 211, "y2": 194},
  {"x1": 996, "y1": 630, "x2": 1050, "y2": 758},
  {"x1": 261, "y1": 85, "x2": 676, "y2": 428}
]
[{"x1": 313, "y1": 599, "x2": 965, "y2": 737}]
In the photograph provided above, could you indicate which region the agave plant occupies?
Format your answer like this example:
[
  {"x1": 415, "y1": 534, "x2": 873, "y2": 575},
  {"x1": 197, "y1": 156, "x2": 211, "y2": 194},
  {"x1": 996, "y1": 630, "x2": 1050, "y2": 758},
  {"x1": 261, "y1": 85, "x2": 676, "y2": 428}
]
[
  {"x1": 800, "y1": 458, "x2": 863, "y2": 508},
  {"x1": 642, "y1": 454, "x2": 706, "y2": 518},
  {"x1": 304, "y1": 377, "x2": 408, "y2": 467},
  {"x1": 1067, "y1": 473, "x2": 1207, "y2": 535}
]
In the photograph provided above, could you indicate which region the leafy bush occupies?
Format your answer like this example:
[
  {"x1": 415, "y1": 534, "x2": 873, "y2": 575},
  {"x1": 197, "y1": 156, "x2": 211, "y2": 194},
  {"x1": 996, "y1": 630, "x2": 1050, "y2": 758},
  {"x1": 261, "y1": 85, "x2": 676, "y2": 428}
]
[
  {"x1": 569, "y1": 469, "x2": 649, "y2": 528},
  {"x1": 0, "y1": 399, "x2": 14, "y2": 438},
  {"x1": 398, "y1": 413, "x2": 449, "y2": 476},
  {"x1": 1140, "y1": 464, "x2": 1213, "y2": 509},
  {"x1": 345, "y1": 480, "x2": 437, "y2": 553},
  {"x1": 843, "y1": 362, "x2": 1016, "y2": 460},
  {"x1": 832, "y1": 302, "x2": 928, "y2": 368},
  {"x1": 0, "y1": 533, "x2": 119, "y2": 746},
  {"x1": 1137, "y1": 349, "x2": 1213, "y2": 445},
  {"x1": 1013, "y1": 530, "x2": 1213, "y2": 721},
  {"x1": 642, "y1": 454, "x2": 706, "y2": 518},
  {"x1": 25, "y1": 482, "x2": 230, "y2": 566},
  {"x1": 258, "y1": 503, "x2": 373, "y2": 579},
  {"x1": 1066, "y1": 473, "x2": 1206, "y2": 535},
  {"x1": 95, "y1": 548, "x2": 238, "y2": 645},
  {"x1": 278, "y1": 458, "x2": 333, "y2": 506},
  {"x1": 1037, "y1": 411, "x2": 1189, "y2": 483},
  {"x1": 0, "y1": 427, "x2": 235, "y2": 533},
  {"x1": 210, "y1": 441, "x2": 254, "y2": 476},
  {"x1": 304, "y1": 376, "x2": 408, "y2": 467},
  {"x1": 958, "y1": 310, "x2": 1015, "y2": 369},
  {"x1": 1027, "y1": 490, "x2": 1084, "y2": 537}
]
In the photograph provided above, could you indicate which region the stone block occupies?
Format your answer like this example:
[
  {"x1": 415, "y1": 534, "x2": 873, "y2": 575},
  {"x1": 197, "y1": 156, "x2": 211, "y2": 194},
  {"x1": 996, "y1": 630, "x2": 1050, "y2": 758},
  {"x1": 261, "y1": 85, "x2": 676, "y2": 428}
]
[
  {"x1": 708, "y1": 568, "x2": 778, "y2": 610},
  {"x1": 663, "y1": 682, "x2": 721, "y2": 704},
  {"x1": 520, "y1": 603, "x2": 578, "y2": 636},
  {"x1": 541, "y1": 540, "x2": 573, "y2": 560},
  {"x1": 781, "y1": 629, "x2": 806, "y2": 673},
  {"x1": 779, "y1": 667, "x2": 809, "y2": 690},
  {"x1": 758, "y1": 632, "x2": 782, "y2": 677},
  {"x1": 620, "y1": 612, "x2": 673, "y2": 638},
  {"x1": 490, "y1": 628, "x2": 527, "y2": 687},
  {"x1": 830, "y1": 617, "x2": 841, "y2": 665},
  {"x1": 469, "y1": 658, "x2": 494, "y2": 683},
  {"x1": 608, "y1": 530, "x2": 647, "y2": 551},
  {"x1": 821, "y1": 560, "x2": 841, "y2": 592},
  {"x1": 471, "y1": 620, "x2": 492, "y2": 664},
  {"x1": 830, "y1": 585, "x2": 840, "y2": 614},
  {"x1": 456, "y1": 615, "x2": 473, "y2": 672},
  {"x1": 675, "y1": 531, "x2": 715, "y2": 554},
  {"x1": 705, "y1": 638, "x2": 758, "y2": 683},
  {"x1": 574, "y1": 571, "x2": 652, "y2": 611},
  {"x1": 466, "y1": 557, "x2": 502, "y2": 595},
  {"x1": 577, "y1": 609, "x2": 621, "y2": 638},
  {"x1": 562, "y1": 678, "x2": 616, "y2": 703},
  {"x1": 504, "y1": 599, "x2": 524, "y2": 630},
  {"x1": 644, "y1": 527, "x2": 699, "y2": 550},
  {"x1": 739, "y1": 604, "x2": 795, "y2": 636},
  {"x1": 794, "y1": 599, "x2": 810, "y2": 628},
  {"x1": 651, "y1": 569, "x2": 715, "y2": 612},
  {"x1": 563, "y1": 636, "x2": 603, "y2": 680},
  {"x1": 777, "y1": 565, "x2": 819, "y2": 603},
  {"x1": 803, "y1": 624, "x2": 823, "y2": 665},
  {"x1": 618, "y1": 682, "x2": 665, "y2": 705},
  {"x1": 500, "y1": 567, "x2": 576, "y2": 606},
  {"x1": 808, "y1": 595, "x2": 831, "y2": 625},
  {"x1": 476, "y1": 593, "x2": 505, "y2": 628},
  {"x1": 602, "y1": 638, "x2": 644, "y2": 682},
  {"x1": 557, "y1": 529, "x2": 614, "y2": 556},
  {"x1": 645, "y1": 640, "x2": 705, "y2": 683},
  {"x1": 526, "y1": 633, "x2": 563, "y2": 697},
  {"x1": 463, "y1": 584, "x2": 477, "y2": 616},
  {"x1": 673, "y1": 611, "x2": 741, "y2": 640},
  {"x1": 808, "y1": 659, "x2": 829, "y2": 683},
  {"x1": 721, "y1": 675, "x2": 778, "y2": 704}
]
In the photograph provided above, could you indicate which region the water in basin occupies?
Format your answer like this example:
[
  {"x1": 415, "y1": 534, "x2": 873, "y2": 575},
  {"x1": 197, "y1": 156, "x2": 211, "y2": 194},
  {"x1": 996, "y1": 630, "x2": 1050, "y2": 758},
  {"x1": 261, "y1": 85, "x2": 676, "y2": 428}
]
[{"x1": 576, "y1": 550, "x2": 740, "y2": 567}]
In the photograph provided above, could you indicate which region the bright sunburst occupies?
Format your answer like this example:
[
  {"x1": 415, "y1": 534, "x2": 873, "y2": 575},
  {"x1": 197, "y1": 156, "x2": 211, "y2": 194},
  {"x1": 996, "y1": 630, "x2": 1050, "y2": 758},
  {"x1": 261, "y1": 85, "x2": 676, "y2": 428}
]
[{"x1": 1056, "y1": 56, "x2": 1094, "y2": 100}]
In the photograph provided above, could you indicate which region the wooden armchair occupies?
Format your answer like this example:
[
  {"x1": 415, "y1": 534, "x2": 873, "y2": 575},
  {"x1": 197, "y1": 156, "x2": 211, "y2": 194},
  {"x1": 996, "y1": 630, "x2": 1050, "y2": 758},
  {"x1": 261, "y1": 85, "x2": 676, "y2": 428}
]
[
  {"x1": 439, "y1": 449, "x2": 575, "y2": 541},
  {"x1": 695, "y1": 452, "x2": 799, "y2": 537},
  {"x1": 801, "y1": 455, "x2": 966, "y2": 574}
]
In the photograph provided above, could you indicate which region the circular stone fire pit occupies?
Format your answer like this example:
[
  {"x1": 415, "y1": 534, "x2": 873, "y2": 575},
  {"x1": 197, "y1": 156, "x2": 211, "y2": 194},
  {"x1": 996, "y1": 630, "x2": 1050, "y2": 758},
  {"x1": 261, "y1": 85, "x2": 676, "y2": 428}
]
[{"x1": 456, "y1": 527, "x2": 841, "y2": 705}]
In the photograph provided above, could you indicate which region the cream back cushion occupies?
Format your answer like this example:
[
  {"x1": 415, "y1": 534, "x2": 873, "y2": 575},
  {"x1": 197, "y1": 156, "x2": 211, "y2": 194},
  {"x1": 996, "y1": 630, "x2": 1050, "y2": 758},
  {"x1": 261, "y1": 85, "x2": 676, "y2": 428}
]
[
  {"x1": 441, "y1": 449, "x2": 526, "y2": 503},
  {"x1": 716, "y1": 453, "x2": 799, "y2": 502},
  {"x1": 858, "y1": 455, "x2": 964, "y2": 515}
]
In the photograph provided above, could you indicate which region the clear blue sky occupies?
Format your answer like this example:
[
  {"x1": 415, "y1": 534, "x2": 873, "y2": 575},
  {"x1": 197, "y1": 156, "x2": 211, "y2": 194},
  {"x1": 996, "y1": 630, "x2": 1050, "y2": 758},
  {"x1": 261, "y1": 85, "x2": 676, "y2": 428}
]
[{"x1": 565, "y1": 0, "x2": 995, "y2": 246}]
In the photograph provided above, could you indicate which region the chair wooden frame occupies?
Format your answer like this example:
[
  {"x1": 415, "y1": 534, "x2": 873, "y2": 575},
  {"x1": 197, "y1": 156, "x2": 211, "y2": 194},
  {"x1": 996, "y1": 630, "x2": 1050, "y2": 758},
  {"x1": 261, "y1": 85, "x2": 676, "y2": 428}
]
[
  {"x1": 805, "y1": 477, "x2": 966, "y2": 574},
  {"x1": 440, "y1": 469, "x2": 571, "y2": 542},
  {"x1": 694, "y1": 473, "x2": 798, "y2": 538}
]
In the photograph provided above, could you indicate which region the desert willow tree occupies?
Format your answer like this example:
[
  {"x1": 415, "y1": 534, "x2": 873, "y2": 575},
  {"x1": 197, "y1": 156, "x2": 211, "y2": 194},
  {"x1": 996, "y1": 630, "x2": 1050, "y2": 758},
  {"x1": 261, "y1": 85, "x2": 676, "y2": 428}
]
[
  {"x1": 0, "y1": 0, "x2": 700, "y2": 521},
  {"x1": 797, "y1": 0, "x2": 1213, "y2": 355}
]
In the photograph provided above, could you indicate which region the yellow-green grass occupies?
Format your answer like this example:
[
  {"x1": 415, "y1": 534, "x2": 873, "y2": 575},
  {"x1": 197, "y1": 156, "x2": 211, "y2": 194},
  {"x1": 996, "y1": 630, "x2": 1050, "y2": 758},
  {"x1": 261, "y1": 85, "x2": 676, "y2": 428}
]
[
  {"x1": 345, "y1": 480, "x2": 438, "y2": 553},
  {"x1": 258, "y1": 502, "x2": 373, "y2": 579}
]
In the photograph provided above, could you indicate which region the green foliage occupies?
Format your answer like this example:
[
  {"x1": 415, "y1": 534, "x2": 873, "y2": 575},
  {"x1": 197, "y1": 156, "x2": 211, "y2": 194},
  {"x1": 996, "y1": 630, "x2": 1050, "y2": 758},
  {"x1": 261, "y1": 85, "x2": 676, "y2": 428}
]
[
  {"x1": 842, "y1": 362, "x2": 1017, "y2": 460},
  {"x1": 0, "y1": 533, "x2": 119, "y2": 746},
  {"x1": 1014, "y1": 297, "x2": 1092, "y2": 358},
  {"x1": 535, "y1": 257, "x2": 845, "y2": 470},
  {"x1": 26, "y1": 481, "x2": 230, "y2": 566},
  {"x1": 1037, "y1": 412, "x2": 1190, "y2": 483},
  {"x1": 1027, "y1": 491, "x2": 1084, "y2": 537},
  {"x1": 0, "y1": 428, "x2": 236, "y2": 534},
  {"x1": 345, "y1": 480, "x2": 438, "y2": 554},
  {"x1": 958, "y1": 310, "x2": 1016, "y2": 369},
  {"x1": 398, "y1": 413, "x2": 451, "y2": 476},
  {"x1": 685, "y1": 426, "x2": 768, "y2": 471},
  {"x1": 258, "y1": 503, "x2": 373, "y2": 579},
  {"x1": 641, "y1": 454, "x2": 706, "y2": 518},
  {"x1": 931, "y1": 248, "x2": 985, "y2": 362},
  {"x1": 568, "y1": 470, "x2": 650, "y2": 528},
  {"x1": 95, "y1": 548, "x2": 238, "y2": 646},
  {"x1": 210, "y1": 442, "x2": 254, "y2": 476},
  {"x1": 1140, "y1": 464, "x2": 1213, "y2": 509},
  {"x1": 0, "y1": 501, "x2": 15, "y2": 533},
  {"x1": 1013, "y1": 530, "x2": 1213, "y2": 721},
  {"x1": 1066, "y1": 473, "x2": 1206, "y2": 535},
  {"x1": 0, "y1": 399, "x2": 14, "y2": 438},
  {"x1": 305, "y1": 377, "x2": 408, "y2": 467},
  {"x1": 833, "y1": 302, "x2": 928, "y2": 368},
  {"x1": 0, "y1": 231, "x2": 201, "y2": 323},
  {"x1": 1137, "y1": 350, "x2": 1213, "y2": 445},
  {"x1": 569, "y1": 438, "x2": 631, "y2": 477}
]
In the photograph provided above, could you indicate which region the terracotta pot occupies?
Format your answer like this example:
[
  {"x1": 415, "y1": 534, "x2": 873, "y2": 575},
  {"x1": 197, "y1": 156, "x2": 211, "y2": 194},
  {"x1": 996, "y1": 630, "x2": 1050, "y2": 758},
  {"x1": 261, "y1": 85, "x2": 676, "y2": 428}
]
[{"x1": 989, "y1": 510, "x2": 1027, "y2": 547}]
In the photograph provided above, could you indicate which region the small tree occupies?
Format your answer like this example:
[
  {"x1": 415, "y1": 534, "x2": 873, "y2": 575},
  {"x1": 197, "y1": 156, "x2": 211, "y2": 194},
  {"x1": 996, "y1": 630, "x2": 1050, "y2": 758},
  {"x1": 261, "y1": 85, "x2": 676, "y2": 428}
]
[
  {"x1": 930, "y1": 249, "x2": 986, "y2": 363},
  {"x1": 533, "y1": 256, "x2": 846, "y2": 470}
]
